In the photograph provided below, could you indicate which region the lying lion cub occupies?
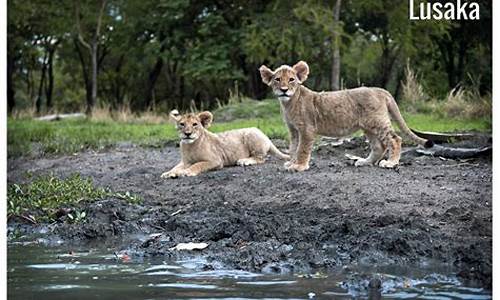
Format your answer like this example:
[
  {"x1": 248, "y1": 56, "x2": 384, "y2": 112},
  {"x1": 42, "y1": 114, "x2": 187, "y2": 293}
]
[
  {"x1": 161, "y1": 110, "x2": 290, "y2": 178},
  {"x1": 259, "y1": 61, "x2": 433, "y2": 172}
]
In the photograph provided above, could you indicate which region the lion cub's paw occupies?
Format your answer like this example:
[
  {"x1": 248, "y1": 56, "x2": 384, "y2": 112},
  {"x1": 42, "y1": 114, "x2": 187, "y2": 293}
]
[
  {"x1": 237, "y1": 158, "x2": 258, "y2": 166},
  {"x1": 354, "y1": 158, "x2": 373, "y2": 167},
  {"x1": 283, "y1": 160, "x2": 296, "y2": 168},
  {"x1": 161, "y1": 171, "x2": 176, "y2": 179},
  {"x1": 161, "y1": 170, "x2": 182, "y2": 179},
  {"x1": 161, "y1": 169, "x2": 197, "y2": 178},
  {"x1": 378, "y1": 160, "x2": 398, "y2": 169},
  {"x1": 285, "y1": 163, "x2": 309, "y2": 172}
]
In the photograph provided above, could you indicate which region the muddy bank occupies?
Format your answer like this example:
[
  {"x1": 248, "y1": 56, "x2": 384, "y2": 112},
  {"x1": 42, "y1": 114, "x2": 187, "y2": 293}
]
[{"x1": 7, "y1": 138, "x2": 492, "y2": 288}]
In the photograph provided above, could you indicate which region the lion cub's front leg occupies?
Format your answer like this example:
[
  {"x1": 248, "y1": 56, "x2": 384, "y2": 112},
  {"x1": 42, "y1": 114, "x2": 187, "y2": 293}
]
[
  {"x1": 180, "y1": 161, "x2": 223, "y2": 177},
  {"x1": 285, "y1": 131, "x2": 314, "y2": 172},
  {"x1": 161, "y1": 162, "x2": 186, "y2": 178},
  {"x1": 284, "y1": 125, "x2": 299, "y2": 168}
]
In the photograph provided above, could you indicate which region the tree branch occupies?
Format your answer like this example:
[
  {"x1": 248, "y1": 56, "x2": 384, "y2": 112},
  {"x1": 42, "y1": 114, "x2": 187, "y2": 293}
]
[
  {"x1": 95, "y1": 0, "x2": 107, "y2": 42},
  {"x1": 74, "y1": 0, "x2": 91, "y2": 50}
]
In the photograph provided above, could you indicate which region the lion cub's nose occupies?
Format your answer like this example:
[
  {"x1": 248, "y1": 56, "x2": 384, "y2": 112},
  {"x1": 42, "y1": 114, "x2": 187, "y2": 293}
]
[
  {"x1": 185, "y1": 132, "x2": 192, "y2": 137},
  {"x1": 280, "y1": 87, "x2": 288, "y2": 92}
]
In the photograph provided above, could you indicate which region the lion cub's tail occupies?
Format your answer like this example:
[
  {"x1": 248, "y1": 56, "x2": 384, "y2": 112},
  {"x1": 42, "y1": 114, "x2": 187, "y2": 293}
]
[
  {"x1": 386, "y1": 94, "x2": 434, "y2": 148},
  {"x1": 269, "y1": 143, "x2": 290, "y2": 160}
]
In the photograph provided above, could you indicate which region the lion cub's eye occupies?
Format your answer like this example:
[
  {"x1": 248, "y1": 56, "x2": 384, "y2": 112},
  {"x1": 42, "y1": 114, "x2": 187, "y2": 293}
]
[
  {"x1": 274, "y1": 77, "x2": 280, "y2": 82},
  {"x1": 289, "y1": 78, "x2": 295, "y2": 82},
  {"x1": 179, "y1": 122, "x2": 185, "y2": 127},
  {"x1": 193, "y1": 123, "x2": 198, "y2": 127}
]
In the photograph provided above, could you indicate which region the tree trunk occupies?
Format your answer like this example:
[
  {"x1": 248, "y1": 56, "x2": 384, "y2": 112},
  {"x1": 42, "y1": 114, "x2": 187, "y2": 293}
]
[
  {"x1": 144, "y1": 56, "x2": 164, "y2": 110},
  {"x1": 437, "y1": 39, "x2": 457, "y2": 89},
  {"x1": 446, "y1": 43, "x2": 456, "y2": 89},
  {"x1": 457, "y1": 38, "x2": 467, "y2": 86},
  {"x1": 26, "y1": 69, "x2": 32, "y2": 103},
  {"x1": 45, "y1": 42, "x2": 59, "y2": 111},
  {"x1": 7, "y1": 53, "x2": 15, "y2": 114},
  {"x1": 74, "y1": 39, "x2": 93, "y2": 113},
  {"x1": 74, "y1": 0, "x2": 107, "y2": 115},
  {"x1": 113, "y1": 54, "x2": 125, "y2": 108},
  {"x1": 331, "y1": 0, "x2": 342, "y2": 91},
  {"x1": 36, "y1": 50, "x2": 49, "y2": 114},
  {"x1": 88, "y1": 42, "x2": 98, "y2": 115},
  {"x1": 378, "y1": 36, "x2": 399, "y2": 89}
]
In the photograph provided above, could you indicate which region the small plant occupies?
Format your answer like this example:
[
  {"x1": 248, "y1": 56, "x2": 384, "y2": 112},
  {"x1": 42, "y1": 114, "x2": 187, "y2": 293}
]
[
  {"x1": 67, "y1": 210, "x2": 87, "y2": 223},
  {"x1": 7, "y1": 174, "x2": 142, "y2": 223},
  {"x1": 401, "y1": 61, "x2": 429, "y2": 111},
  {"x1": 114, "y1": 191, "x2": 142, "y2": 204},
  {"x1": 442, "y1": 86, "x2": 469, "y2": 117},
  {"x1": 442, "y1": 85, "x2": 492, "y2": 120}
]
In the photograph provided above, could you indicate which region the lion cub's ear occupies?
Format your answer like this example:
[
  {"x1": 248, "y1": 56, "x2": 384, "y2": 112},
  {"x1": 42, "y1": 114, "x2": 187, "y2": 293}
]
[
  {"x1": 259, "y1": 65, "x2": 274, "y2": 85},
  {"x1": 169, "y1": 109, "x2": 181, "y2": 123},
  {"x1": 197, "y1": 111, "x2": 213, "y2": 128},
  {"x1": 292, "y1": 61, "x2": 309, "y2": 83}
]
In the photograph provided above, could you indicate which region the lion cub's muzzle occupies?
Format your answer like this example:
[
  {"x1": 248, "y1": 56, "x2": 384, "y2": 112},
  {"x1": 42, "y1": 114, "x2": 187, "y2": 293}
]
[
  {"x1": 180, "y1": 132, "x2": 198, "y2": 144},
  {"x1": 277, "y1": 93, "x2": 292, "y2": 101},
  {"x1": 275, "y1": 88, "x2": 293, "y2": 101}
]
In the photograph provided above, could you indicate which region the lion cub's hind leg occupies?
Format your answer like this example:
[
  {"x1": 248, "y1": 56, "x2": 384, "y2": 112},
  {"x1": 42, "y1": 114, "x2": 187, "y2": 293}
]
[
  {"x1": 236, "y1": 147, "x2": 266, "y2": 167},
  {"x1": 378, "y1": 131, "x2": 402, "y2": 169},
  {"x1": 354, "y1": 132, "x2": 386, "y2": 167},
  {"x1": 237, "y1": 157, "x2": 265, "y2": 166},
  {"x1": 237, "y1": 129, "x2": 272, "y2": 167}
]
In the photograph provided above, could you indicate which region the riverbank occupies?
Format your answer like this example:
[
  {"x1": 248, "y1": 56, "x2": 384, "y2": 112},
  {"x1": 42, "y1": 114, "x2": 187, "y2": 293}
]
[{"x1": 7, "y1": 138, "x2": 492, "y2": 288}]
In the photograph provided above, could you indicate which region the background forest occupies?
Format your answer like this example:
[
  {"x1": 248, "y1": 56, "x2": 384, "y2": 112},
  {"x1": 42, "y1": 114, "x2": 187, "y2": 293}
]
[{"x1": 7, "y1": 0, "x2": 492, "y2": 117}]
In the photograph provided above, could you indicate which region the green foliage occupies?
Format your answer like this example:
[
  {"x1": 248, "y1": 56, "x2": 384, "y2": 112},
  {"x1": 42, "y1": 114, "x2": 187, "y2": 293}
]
[
  {"x1": 214, "y1": 98, "x2": 281, "y2": 122},
  {"x1": 8, "y1": 0, "x2": 492, "y2": 113},
  {"x1": 7, "y1": 174, "x2": 142, "y2": 223}
]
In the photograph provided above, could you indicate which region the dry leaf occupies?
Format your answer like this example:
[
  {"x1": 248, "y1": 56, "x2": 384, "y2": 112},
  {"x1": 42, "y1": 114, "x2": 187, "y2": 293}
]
[{"x1": 169, "y1": 242, "x2": 208, "y2": 251}]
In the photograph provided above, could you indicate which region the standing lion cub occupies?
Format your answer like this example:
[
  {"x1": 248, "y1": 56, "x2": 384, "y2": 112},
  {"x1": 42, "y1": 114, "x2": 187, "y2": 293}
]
[
  {"x1": 259, "y1": 61, "x2": 433, "y2": 172},
  {"x1": 161, "y1": 110, "x2": 289, "y2": 178}
]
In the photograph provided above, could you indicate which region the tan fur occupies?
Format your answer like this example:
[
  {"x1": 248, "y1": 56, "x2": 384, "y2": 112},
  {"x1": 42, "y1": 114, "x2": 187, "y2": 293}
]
[
  {"x1": 259, "y1": 61, "x2": 431, "y2": 171},
  {"x1": 161, "y1": 110, "x2": 289, "y2": 178}
]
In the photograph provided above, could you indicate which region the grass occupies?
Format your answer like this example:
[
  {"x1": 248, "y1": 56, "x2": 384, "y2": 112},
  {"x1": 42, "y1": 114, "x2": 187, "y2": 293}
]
[
  {"x1": 8, "y1": 118, "x2": 176, "y2": 157},
  {"x1": 214, "y1": 97, "x2": 282, "y2": 122},
  {"x1": 400, "y1": 64, "x2": 492, "y2": 120},
  {"x1": 7, "y1": 174, "x2": 141, "y2": 223},
  {"x1": 401, "y1": 112, "x2": 491, "y2": 133},
  {"x1": 8, "y1": 98, "x2": 490, "y2": 158}
]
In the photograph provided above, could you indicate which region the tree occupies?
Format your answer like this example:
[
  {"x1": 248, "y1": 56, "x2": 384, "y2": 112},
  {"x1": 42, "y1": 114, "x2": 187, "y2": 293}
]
[
  {"x1": 7, "y1": 0, "x2": 492, "y2": 113},
  {"x1": 331, "y1": 0, "x2": 342, "y2": 90},
  {"x1": 74, "y1": 0, "x2": 108, "y2": 115},
  {"x1": 8, "y1": 0, "x2": 68, "y2": 114}
]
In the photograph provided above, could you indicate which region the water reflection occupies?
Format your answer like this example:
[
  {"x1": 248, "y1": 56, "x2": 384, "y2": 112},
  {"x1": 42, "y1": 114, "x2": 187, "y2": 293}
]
[{"x1": 8, "y1": 244, "x2": 491, "y2": 300}]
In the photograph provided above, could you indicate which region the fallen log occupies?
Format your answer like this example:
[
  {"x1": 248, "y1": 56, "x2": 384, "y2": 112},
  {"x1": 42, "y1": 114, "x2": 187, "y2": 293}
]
[
  {"x1": 415, "y1": 144, "x2": 492, "y2": 159},
  {"x1": 36, "y1": 113, "x2": 86, "y2": 121},
  {"x1": 411, "y1": 129, "x2": 488, "y2": 143},
  {"x1": 347, "y1": 144, "x2": 491, "y2": 162}
]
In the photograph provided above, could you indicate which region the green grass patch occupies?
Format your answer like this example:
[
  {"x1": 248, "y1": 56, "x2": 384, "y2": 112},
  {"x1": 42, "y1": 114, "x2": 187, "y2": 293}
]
[
  {"x1": 7, "y1": 118, "x2": 177, "y2": 157},
  {"x1": 7, "y1": 106, "x2": 288, "y2": 157},
  {"x1": 7, "y1": 174, "x2": 141, "y2": 223},
  {"x1": 402, "y1": 113, "x2": 491, "y2": 132},
  {"x1": 214, "y1": 98, "x2": 282, "y2": 122},
  {"x1": 8, "y1": 98, "x2": 490, "y2": 157}
]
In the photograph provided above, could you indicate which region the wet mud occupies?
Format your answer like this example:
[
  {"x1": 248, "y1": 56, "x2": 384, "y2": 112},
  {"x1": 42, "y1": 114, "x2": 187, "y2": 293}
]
[{"x1": 7, "y1": 138, "x2": 492, "y2": 288}]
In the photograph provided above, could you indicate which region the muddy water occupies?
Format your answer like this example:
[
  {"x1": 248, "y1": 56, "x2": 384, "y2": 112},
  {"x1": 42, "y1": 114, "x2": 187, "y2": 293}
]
[{"x1": 8, "y1": 243, "x2": 491, "y2": 300}]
